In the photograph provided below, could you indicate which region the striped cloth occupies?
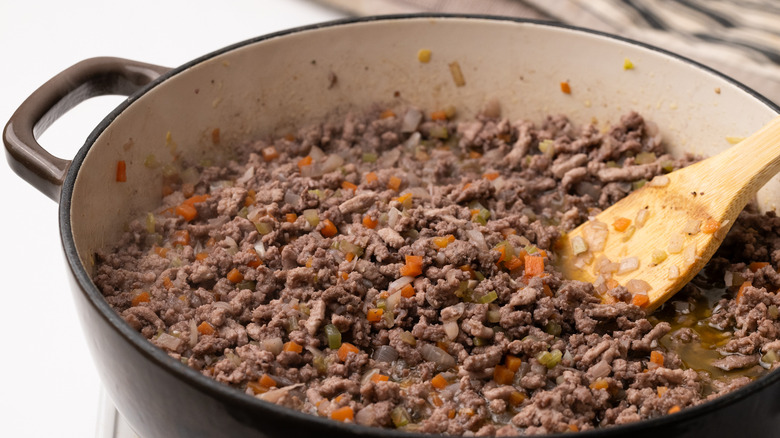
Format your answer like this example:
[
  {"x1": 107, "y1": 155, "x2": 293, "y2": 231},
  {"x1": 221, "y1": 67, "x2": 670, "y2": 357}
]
[{"x1": 315, "y1": 0, "x2": 780, "y2": 105}]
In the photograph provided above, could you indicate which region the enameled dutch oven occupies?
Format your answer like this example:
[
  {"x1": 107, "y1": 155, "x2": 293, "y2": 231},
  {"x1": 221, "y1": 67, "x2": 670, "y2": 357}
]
[{"x1": 5, "y1": 14, "x2": 780, "y2": 438}]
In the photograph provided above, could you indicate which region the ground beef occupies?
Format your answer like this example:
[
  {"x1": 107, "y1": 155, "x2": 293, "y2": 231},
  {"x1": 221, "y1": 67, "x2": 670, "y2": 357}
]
[{"x1": 93, "y1": 106, "x2": 780, "y2": 435}]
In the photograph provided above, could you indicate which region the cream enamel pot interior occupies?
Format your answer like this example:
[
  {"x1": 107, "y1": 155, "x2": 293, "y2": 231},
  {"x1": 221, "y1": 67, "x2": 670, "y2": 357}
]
[{"x1": 5, "y1": 15, "x2": 780, "y2": 438}]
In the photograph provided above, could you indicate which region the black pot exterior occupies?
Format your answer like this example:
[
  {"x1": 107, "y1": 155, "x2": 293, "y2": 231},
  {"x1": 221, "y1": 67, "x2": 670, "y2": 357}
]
[{"x1": 56, "y1": 14, "x2": 780, "y2": 438}]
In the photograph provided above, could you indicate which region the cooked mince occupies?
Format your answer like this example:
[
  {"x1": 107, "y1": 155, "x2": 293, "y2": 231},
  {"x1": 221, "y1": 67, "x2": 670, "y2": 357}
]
[{"x1": 93, "y1": 107, "x2": 780, "y2": 435}]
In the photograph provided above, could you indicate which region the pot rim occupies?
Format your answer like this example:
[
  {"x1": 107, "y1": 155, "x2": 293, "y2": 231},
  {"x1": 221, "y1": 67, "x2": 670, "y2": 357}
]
[{"x1": 59, "y1": 13, "x2": 780, "y2": 437}]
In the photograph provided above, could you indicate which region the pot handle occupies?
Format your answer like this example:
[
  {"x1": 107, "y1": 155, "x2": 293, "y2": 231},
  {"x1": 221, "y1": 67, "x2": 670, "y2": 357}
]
[{"x1": 3, "y1": 57, "x2": 170, "y2": 202}]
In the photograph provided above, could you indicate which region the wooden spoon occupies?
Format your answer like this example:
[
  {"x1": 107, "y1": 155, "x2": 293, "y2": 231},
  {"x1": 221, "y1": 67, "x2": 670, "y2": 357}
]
[{"x1": 556, "y1": 116, "x2": 780, "y2": 311}]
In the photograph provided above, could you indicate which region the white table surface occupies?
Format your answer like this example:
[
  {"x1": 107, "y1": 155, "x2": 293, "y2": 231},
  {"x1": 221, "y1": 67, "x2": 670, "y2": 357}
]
[{"x1": 0, "y1": 1, "x2": 346, "y2": 436}]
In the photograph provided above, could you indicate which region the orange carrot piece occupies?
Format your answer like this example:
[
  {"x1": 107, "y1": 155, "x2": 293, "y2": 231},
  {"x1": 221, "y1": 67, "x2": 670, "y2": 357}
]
[
  {"x1": 131, "y1": 291, "x2": 150, "y2": 306},
  {"x1": 431, "y1": 373, "x2": 448, "y2": 390},
  {"x1": 509, "y1": 391, "x2": 526, "y2": 405},
  {"x1": 668, "y1": 405, "x2": 681, "y2": 414},
  {"x1": 367, "y1": 308, "x2": 384, "y2": 322},
  {"x1": 400, "y1": 284, "x2": 416, "y2": 298},
  {"x1": 430, "y1": 110, "x2": 448, "y2": 121},
  {"x1": 183, "y1": 194, "x2": 209, "y2": 206},
  {"x1": 286, "y1": 213, "x2": 298, "y2": 223},
  {"x1": 297, "y1": 155, "x2": 313, "y2": 170},
  {"x1": 432, "y1": 235, "x2": 455, "y2": 249},
  {"x1": 162, "y1": 276, "x2": 173, "y2": 290},
  {"x1": 211, "y1": 128, "x2": 220, "y2": 145},
  {"x1": 362, "y1": 214, "x2": 378, "y2": 229},
  {"x1": 560, "y1": 81, "x2": 571, "y2": 94},
  {"x1": 701, "y1": 218, "x2": 720, "y2": 234},
  {"x1": 116, "y1": 160, "x2": 127, "y2": 182},
  {"x1": 469, "y1": 151, "x2": 483, "y2": 159},
  {"x1": 283, "y1": 341, "x2": 303, "y2": 354},
  {"x1": 172, "y1": 230, "x2": 190, "y2": 246},
  {"x1": 330, "y1": 406, "x2": 354, "y2": 422},
  {"x1": 195, "y1": 252, "x2": 209, "y2": 262},
  {"x1": 400, "y1": 255, "x2": 424, "y2": 277},
  {"x1": 736, "y1": 280, "x2": 752, "y2": 304},
  {"x1": 341, "y1": 181, "x2": 358, "y2": 192},
  {"x1": 197, "y1": 321, "x2": 215, "y2": 336},
  {"x1": 493, "y1": 365, "x2": 515, "y2": 385},
  {"x1": 345, "y1": 252, "x2": 355, "y2": 262},
  {"x1": 247, "y1": 249, "x2": 263, "y2": 268},
  {"x1": 387, "y1": 176, "x2": 402, "y2": 191},
  {"x1": 227, "y1": 268, "x2": 244, "y2": 284},
  {"x1": 505, "y1": 355, "x2": 522, "y2": 372},
  {"x1": 261, "y1": 146, "x2": 279, "y2": 162},
  {"x1": 749, "y1": 262, "x2": 770, "y2": 272},
  {"x1": 589, "y1": 379, "x2": 609, "y2": 390},
  {"x1": 154, "y1": 246, "x2": 169, "y2": 258},
  {"x1": 650, "y1": 351, "x2": 664, "y2": 366},
  {"x1": 321, "y1": 219, "x2": 338, "y2": 237},
  {"x1": 175, "y1": 203, "x2": 198, "y2": 222},
  {"x1": 657, "y1": 386, "x2": 668, "y2": 398},
  {"x1": 337, "y1": 342, "x2": 359, "y2": 361},
  {"x1": 524, "y1": 255, "x2": 545, "y2": 277},
  {"x1": 632, "y1": 294, "x2": 650, "y2": 308},
  {"x1": 259, "y1": 374, "x2": 277, "y2": 388},
  {"x1": 365, "y1": 172, "x2": 378, "y2": 184},
  {"x1": 612, "y1": 217, "x2": 631, "y2": 232},
  {"x1": 370, "y1": 373, "x2": 390, "y2": 383},
  {"x1": 504, "y1": 256, "x2": 524, "y2": 271},
  {"x1": 483, "y1": 172, "x2": 500, "y2": 181}
]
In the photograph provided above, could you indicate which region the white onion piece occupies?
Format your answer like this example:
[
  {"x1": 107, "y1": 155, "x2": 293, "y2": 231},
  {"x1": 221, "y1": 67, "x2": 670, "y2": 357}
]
[
  {"x1": 212, "y1": 301, "x2": 232, "y2": 312},
  {"x1": 420, "y1": 344, "x2": 456, "y2": 371},
  {"x1": 321, "y1": 154, "x2": 344, "y2": 173},
  {"x1": 617, "y1": 257, "x2": 639, "y2": 275},
  {"x1": 668, "y1": 265, "x2": 680, "y2": 279},
  {"x1": 668, "y1": 234, "x2": 684, "y2": 254},
  {"x1": 259, "y1": 384, "x2": 304, "y2": 403},
  {"x1": 284, "y1": 190, "x2": 301, "y2": 207},
  {"x1": 247, "y1": 206, "x2": 265, "y2": 223},
  {"x1": 300, "y1": 162, "x2": 322, "y2": 178},
  {"x1": 262, "y1": 337, "x2": 284, "y2": 355},
  {"x1": 386, "y1": 291, "x2": 402, "y2": 312},
  {"x1": 466, "y1": 229, "x2": 487, "y2": 251},
  {"x1": 683, "y1": 242, "x2": 698, "y2": 267},
  {"x1": 648, "y1": 175, "x2": 669, "y2": 187},
  {"x1": 156, "y1": 333, "x2": 183, "y2": 351},
  {"x1": 407, "y1": 186, "x2": 431, "y2": 200},
  {"x1": 635, "y1": 208, "x2": 650, "y2": 228},
  {"x1": 443, "y1": 321, "x2": 459, "y2": 340},
  {"x1": 373, "y1": 345, "x2": 399, "y2": 363},
  {"x1": 388, "y1": 207, "x2": 402, "y2": 228},
  {"x1": 401, "y1": 108, "x2": 423, "y2": 133},
  {"x1": 377, "y1": 148, "x2": 401, "y2": 168},
  {"x1": 587, "y1": 359, "x2": 612, "y2": 379},
  {"x1": 223, "y1": 236, "x2": 239, "y2": 255},
  {"x1": 254, "y1": 241, "x2": 266, "y2": 258},
  {"x1": 388, "y1": 275, "x2": 414, "y2": 293},
  {"x1": 584, "y1": 220, "x2": 608, "y2": 252},
  {"x1": 682, "y1": 219, "x2": 701, "y2": 235},
  {"x1": 236, "y1": 166, "x2": 255, "y2": 185},
  {"x1": 626, "y1": 279, "x2": 652, "y2": 294},
  {"x1": 405, "y1": 131, "x2": 421, "y2": 149},
  {"x1": 724, "y1": 271, "x2": 734, "y2": 287},
  {"x1": 309, "y1": 145, "x2": 325, "y2": 161},
  {"x1": 361, "y1": 368, "x2": 381, "y2": 386}
]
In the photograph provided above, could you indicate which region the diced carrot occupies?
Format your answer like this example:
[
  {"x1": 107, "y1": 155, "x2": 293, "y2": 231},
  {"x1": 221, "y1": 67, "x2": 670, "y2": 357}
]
[
  {"x1": 736, "y1": 280, "x2": 752, "y2": 304},
  {"x1": 463, "y1": 183, "x2": 472, "y2": 191},
  {"x1": 286, "y1": 213, "x2": 298, "y2": 223},
  {"x1": 387, "y1": 176, "x2": 402, "y2": 191},
  {"x1": 469, "y1": 151, "x2": 483, "y2": 159},
  {"x1": 749, "y1": 262, "x2": 770, "y2": 272},
  {"x1": 211, "y1": 128, "x2": 220, "y2": 145},
  {"x1": 524, "y1": 255, "x2": 545, "y2": 277},
  {"x1": 632, "y1": 294, "x2": 650, "y2": 308},
  {"x1": 495, "y1": 245, "x2": 509, "y2": 264},
  {"x1": 195, "y1": 252, "x2": 209, "y2": 262},
  {"x1": 568, "y1": 424, "x2": 579, "y2": 432},
  {"x1": 131, "y1": 291, "x2": 150, "y2": 306},
  {"x1": 612, "y1": 217, "x2": 631, "y2": 232},
  {"x1": 116, "y1": 160, "x2": 127, "y2": 182},
  {"x1": 394, "y1": 192, "x2": 412, "y2": 204},
  {"x1": 606, "y1": 278, "x2": 620, "y2": 290},
  {"x1": 505, "y1": 355, "x2": 522, "y2": 372},
  {"x1": 431, "y1": 235, "x2": 455, "y2": 250},
  {"x1": 436, "y1": 341, "x2": 449, "y2": 351},
  {"x1": 430, "y1": 110, "x2": 448, "y2": 121},
  {"x1": 493, "y1": 365, "x2": 515, "y2": 385},
  {"x1": 483, "y1": 172, "x2": 500, "y2": 181},
  {"x1": 154, "y1": 246, "x2": 169, "y2": 258},
  {"x1": 284, "y1": 133, "x2": 296, "y2": 142},
  {"x1": 589, "y1": 379, "x2": 609, "y2": 390},
  {"x1": 504, "y1": 256, "x2": 524, "y2": 271},
  {"x1": 162, "y1": 276, "x2": 173, "y2": 290},
  {"x1": 261, "y1": 146, "x2": 279, "y2": 162},
  {"x1": 345, "y1": 252, "x2": 355, "y2": 262},
  {"x1": 245, "y1": 190, "x2": 256, "y2": 207},
  {"x1": 560, "y1": 81, "x2": 571, "y2": 94},
  {"x1": 542, "y1": 283, "x2": 554, "y2": 298},
  {"x1": 330, "y1": 406, "x2": 354, "y2": 422},
  {"x1": 367, "y1": 308, "x2": 383, "y2": 323},
  {"x1": 362, "y1": 214, "x2": 378, "y2": 229},
  {"x1": 370, "y1": 373, "x2": 390, "y2": 383},
  {"x1": 247, "y1": 249, "x2": 263, "y2": 268},
  {"x1": 297, "y1": 155, "x2": 313, "y2": 170},
  {"x1": 337, "y1": 342, "x2": 359, "y2": 361},
  {"x1": 183, "y1": 194, "x2": 210, "y2": 206},
  {"x1": 172, "y1": 230, "x2": 190, "y2": 246},
  {"x1": 340, "y1": 272, "x2": 349, "y2": 281},
  {"x1": 650, "y1": 351, "x2": 664, "y2": 366},
  {"x1": 341, "y1": 181, "x2": 358, "y2": 192},
  {"x1": 246, "y1": 380, "x2": 267, "y2": 395},
  {"x1": 430, "y1": 393, "x2": 444, "y2": 407},
  {"x1": 321, "y1": 219, "x2": 338, "y2": 237},
  {"x1": 701, "y1": 218, "x2": 720, "y2": 234},
  {"x1": 259, "y1": 374, "x2": 277, "y2": 388},
  {"x1": 380, "y1": 109, "x2": 396, "y2": 119},
  {"x1": 283, "y1": 341, "x2": 303, "y2": 354},
  {"x1": 400, "y1": 255, "x2": 424, "y2": 277},
  {"x1": 657, "y1": 386, "x2": 668, "y2": 398},
  {"x1": 509, "y1": 391, "x2": 526, "y2": 405},
  {"x1": 431, "y1": 373, "x2": 448, "y2": 390},
  {"x1": 227, "y1": 268, "x2": 244, "y2": 284},
  {"x1": 401, "y1": 284, "x2": 416, "y2": 298},
  {"x1": 197, "y1": 321, "x2": 215, "y2": 336},
  {"x1": 175, "y1": 203, "x2": 198, "y2": 221},
  {"x1": 448, "y1": 409, "x2": 456, "y2": 419},
  {"x1": 668, "y1": 405, "x2": 681, "y2": 414},
  {"x1": 365, "y1": 171, "x2": 378, "y2": 184}
]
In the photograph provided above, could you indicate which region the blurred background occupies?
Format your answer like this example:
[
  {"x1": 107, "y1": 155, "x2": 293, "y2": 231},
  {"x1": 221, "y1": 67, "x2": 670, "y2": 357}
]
[{"x1": 1, "y1": 0, "x2": 777, "y2": 437}]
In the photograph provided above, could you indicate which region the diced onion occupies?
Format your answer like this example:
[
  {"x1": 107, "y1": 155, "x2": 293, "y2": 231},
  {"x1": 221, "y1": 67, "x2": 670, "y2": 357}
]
[
  {"x1": 667, "y1": 234, "x2": 684, "y2": 254},
  {"x1": 156, "y1": 333, "x2": 183, "y2": 351},
  {"x1": 443, "y1": 320, "x2": 459, "y2": 340},
  {"x1": 583, "y1": 220, "x2": 608, "y2": 252},
  {"x1": 309, "y1": 146, "x2": 325, "y2": 161},
  {"x1": 388, "y1": 207, "x2": 402, "y2": 228},
  {"x1": 189, "y1": 319, "x2": 198, "y2": 347},
  {"x1": 683, "y1": 242, "x2": 698, "y2": 267},
  {"x1": 466, "y1": 229, "x2": 487, "y2": 251},
  {"x1": 386, "y1": 291, "x2": 402, "y2": 312},
  {"x1": 262, "y1": 337, "x2": 284, "y2": 355},
  {"x1": 626, "y1": 279, "x2": 652, "y2": 294},
  {"x1": 420, "y1": 343, "x2": 456, "y2": 371},
  {"x1": 254, "y1": 241, "x2": 266, "y2": 257},
  {"x1": 303, "y1": 209, "x2": 320, "y2": 227},
  {"x1": 668, "y1": 265, "x2": 680, "y2": 280},
  {"x1": 321, "y1": 154, "x2": 345, "y2": 174},
  {"x1": 635, "y1": 208, "x2": 650, "y2": 228},
  {"x1": 571, "y1": 236, "x2": 588, "y2": 255},
  {"x1": 401, "y1": 108, "x2": 423, "y2": 133},
  {"x1": 391, "y1": 406, "x2": 411, "y2": 428},
  {"x1": 373, "y1": 345, "x2": 399, "y2": 363},
  {"x1": 400, "y1": 331, "x2": 417, "y2": 346},
  {"x1": 648, "y1": 175, "x2": 669, "y2": 187},
  {"x1": 224, "y1": 237, "x2": 239, "y2": 255},
  {"x1": 388, "y1": 275, "x2": 414, "y2": 293},
  {"x1": 405, "y1": 131, "x2": 422, "y2": 149},
  {"x1": 651, "y1": 249, "x2": 667, "y2": 265},
  {"x1": 284, "y1": 190, "x2": 301, "y2": 207},
  {"x1": 236, "y1": 166, "x2": 255, "y2": 184},
  {"x1": 259, "y1": 384, "x2": 304, "y2": 403},
  {"x1": 617, "y1": 257, "x2": 639, "y2": 275},
  {"x1": 682, "y1": 219, "x2": 701, "y2": 235}
]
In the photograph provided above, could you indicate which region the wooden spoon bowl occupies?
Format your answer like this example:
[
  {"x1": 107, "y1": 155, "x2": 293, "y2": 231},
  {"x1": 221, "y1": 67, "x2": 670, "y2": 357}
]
[{"x1": 557, "y1": 116, "x2": 780, "y2": 311}]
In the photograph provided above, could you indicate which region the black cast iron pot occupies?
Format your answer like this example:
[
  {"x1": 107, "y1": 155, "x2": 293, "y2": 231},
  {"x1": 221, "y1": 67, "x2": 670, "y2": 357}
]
[{"x1": 6, "y1": 15, "x2": 780, "y2": 438}]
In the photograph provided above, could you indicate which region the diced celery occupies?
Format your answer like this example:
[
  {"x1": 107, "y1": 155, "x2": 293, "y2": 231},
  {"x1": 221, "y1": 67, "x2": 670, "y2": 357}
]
[{"x1": 324, "y1": 324, "x2": 341, "y2": 349}]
